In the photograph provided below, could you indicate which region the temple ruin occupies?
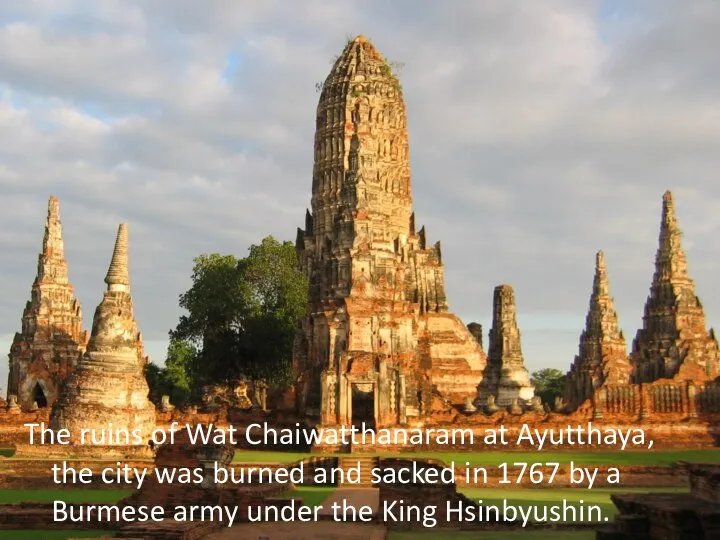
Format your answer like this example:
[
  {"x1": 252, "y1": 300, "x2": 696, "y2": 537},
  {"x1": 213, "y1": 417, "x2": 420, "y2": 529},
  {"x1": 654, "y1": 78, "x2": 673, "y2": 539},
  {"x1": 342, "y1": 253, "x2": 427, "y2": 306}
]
[
  {"x1": 6, "y1": 196, "x2": 88, "y2": 411},
  {"x1": 292, "y1": 35, "x2": 486, "y2": 427},
  {"x1": 598, "y1": 462, "x2": 720, "y2": 539},
  {"x1": 565, "y1": 251, "x2": 631, "y2": 410},
  {"x1": 50, "y1": 224, "x2": 156, "y2": 443},
  {"x1": 631, "y1": 191, "x2": 719, "y2": 383},
  {"x1": 477, "y1": 285, "x2": 534, "y2": 407}
]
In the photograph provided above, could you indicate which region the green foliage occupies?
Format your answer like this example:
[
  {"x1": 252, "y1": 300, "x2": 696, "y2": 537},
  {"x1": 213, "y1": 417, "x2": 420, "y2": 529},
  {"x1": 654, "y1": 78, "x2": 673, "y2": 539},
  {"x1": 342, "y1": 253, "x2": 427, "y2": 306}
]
[
  {"x1": 144, "y1": 362, "x2": 164, "y2": 403},
  {"x1": 144, "y1": 338, "x2": 196, "y2": 407},
  {"x1": 171, "y1": 236, "x2": 308, "y2": 389},
  {"x1": 531, "y1": 368, "x2": 567, "y2": 405}
]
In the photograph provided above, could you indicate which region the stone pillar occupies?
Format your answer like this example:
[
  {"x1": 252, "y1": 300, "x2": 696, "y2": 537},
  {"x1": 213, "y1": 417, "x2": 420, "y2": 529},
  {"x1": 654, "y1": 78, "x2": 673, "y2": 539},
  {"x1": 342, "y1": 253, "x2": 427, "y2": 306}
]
[
  {"x1": 338, "y1": 374, "x2": 350, "y2": 425},
  {"x1": 592, "y1": 387, "x2": 606, "y2": 419},
  {"x1": 398, "y1": 374, "x2": 407, "y2": 424},
  {"x1": 377, "y1": 357, "x2": 390, "y2": 425},
  {"x1": 687, "y1": 382, "x2": 698, "y2": 418},
  {"x1": 639, "y1": 383, "x2": 650, "y2": 420},
  {"x1": 320, "y1": 370, "x2": 338, "y2": 425}
]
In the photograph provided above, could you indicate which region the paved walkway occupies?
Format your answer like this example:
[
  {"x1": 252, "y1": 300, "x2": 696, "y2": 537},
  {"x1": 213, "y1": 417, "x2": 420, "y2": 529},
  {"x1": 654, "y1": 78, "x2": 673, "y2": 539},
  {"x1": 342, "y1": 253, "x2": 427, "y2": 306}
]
[
  {"x1": 204, "y1": 521, "x2": 387, "y2": 540},
  {"x1": 318, "y1": 487, "x2": 380, "y2": 517}
]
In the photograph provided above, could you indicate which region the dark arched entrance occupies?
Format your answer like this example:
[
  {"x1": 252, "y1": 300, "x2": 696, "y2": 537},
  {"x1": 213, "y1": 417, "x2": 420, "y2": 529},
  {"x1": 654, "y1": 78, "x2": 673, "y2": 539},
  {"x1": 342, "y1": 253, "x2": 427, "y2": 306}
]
[
  {"x1": 32, "y1": 383, "x2": 48, "y2": 408},
  {"x1": 351, "y1": 383, "x2": 375, "y2": 429}
]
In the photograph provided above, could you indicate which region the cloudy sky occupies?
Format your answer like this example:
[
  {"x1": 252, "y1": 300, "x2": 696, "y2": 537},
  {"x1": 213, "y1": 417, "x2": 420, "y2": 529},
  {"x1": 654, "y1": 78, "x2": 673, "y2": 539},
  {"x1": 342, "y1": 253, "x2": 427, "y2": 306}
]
[{"x1": 1, "y1": 0, "x2": 719, "y2": 393}]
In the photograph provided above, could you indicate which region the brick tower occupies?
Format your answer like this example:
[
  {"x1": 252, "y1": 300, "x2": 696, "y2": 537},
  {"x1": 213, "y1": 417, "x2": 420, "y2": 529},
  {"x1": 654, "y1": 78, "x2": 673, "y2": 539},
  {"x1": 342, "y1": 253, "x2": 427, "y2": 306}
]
[
  {"x1": 6, "y1": 196, "x2": 88, "y2": 410},
  {"x1": 293, "y1": 36, "x2": 486, "y2": 426}
]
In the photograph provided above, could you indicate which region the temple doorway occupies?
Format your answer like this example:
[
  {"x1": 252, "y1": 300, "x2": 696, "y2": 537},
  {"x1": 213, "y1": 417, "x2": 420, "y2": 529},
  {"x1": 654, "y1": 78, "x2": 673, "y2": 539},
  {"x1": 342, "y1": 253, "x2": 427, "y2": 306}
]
[
  {"x1": 32, "y1": 382, "x2": 48, "y2": 408},
  {"x1": 351, "y1": 383, "x2": 375, "y2": 429}
]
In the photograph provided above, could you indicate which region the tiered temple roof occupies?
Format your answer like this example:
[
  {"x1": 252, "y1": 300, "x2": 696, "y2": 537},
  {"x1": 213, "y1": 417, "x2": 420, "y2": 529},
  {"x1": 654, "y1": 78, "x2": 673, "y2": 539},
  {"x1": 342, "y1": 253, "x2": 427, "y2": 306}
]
[
  {"x1": 6, "y1": 196, "x2": 88, "y2": 410},
  {"x1": 631, "y1": 191, "x2": 719, "y2": 383},
  {"x1": 565, "y1": 251, "x2": 630, "y2": 410}
]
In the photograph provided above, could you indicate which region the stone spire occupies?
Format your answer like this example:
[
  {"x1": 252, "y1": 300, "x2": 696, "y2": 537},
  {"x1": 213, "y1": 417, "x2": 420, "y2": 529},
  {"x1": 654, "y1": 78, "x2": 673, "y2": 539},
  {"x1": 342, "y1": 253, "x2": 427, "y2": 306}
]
[
  {"x1": 37, "y1": 195, "x2": 67, "y2": 284},
  {"x1": 104, "y1": 223, "x2": 129, "y2": 290},
  {"x1": 478, "y1": 285, "x2": 534, "y2": 407},
  {"x1": 6, "y1": 196, "x2": 87, "y2": 410},
  {"x1": 50, "y1": 224, "x2": 155, "y2": 443},
  {"x1": 565, "y1": 251, "x2": 630, "y2": 410},
  {"x1": 631, "y1": 191, "x2": 719, "y2": 382},
  {"x1": 292, "y1": 36, "x2": 486, "y2": 423}
]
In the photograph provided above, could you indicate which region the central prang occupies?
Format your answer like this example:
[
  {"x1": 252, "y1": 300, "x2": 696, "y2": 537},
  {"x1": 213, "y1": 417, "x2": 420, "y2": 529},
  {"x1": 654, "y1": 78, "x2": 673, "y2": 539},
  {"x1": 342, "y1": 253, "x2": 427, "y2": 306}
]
[{"x1": 292, "y1": 36, "x2": 499, "y2": 427}]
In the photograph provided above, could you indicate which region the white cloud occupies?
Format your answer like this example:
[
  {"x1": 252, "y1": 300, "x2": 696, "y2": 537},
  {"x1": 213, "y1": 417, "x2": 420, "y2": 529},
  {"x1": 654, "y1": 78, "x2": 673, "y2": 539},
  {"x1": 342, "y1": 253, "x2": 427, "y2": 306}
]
[{"x1": 0, "y1": 0, "x2": 719, "y2": 391}]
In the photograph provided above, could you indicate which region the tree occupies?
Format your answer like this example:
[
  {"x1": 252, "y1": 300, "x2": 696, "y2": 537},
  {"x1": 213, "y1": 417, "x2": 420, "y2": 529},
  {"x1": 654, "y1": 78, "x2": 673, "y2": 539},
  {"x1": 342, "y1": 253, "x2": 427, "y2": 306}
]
[
  {"x1": 144, "y1": 338, "x2": 197, "y2": 407},
  {"x1": 531, "y1": 368, "x2": 567, "y2": 406},
  {"x1": 144, "y1": 362, "x2": 164, "y2": 404},
  {"x1": 163, "y1": 337, "x2": 196, "y2": 405},
  {"x1": 171, "y1": 236, "x2": 308, "y2": 388}
]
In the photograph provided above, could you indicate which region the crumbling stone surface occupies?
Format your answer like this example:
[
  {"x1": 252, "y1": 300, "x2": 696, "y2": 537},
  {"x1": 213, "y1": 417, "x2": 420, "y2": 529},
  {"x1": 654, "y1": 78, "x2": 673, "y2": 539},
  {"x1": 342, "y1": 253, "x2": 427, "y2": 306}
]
[
  {"x1": 566, "y1": 251, "x2": 631, "y2": 410},
  {"x1": 293, "y1": 36, "x2": 486, "y2": 425},
  {"x1": 631, "y1": 191, "x2": 719, "y2": 383},
  {"x1": 597, "y1": 462, "x2": 720, "y2": 539},
  {"x1": 477, "y1": 285, "x2": 534, "y2": 407},
  {"x1": 49, "y1": 224, "x2": 155, "y2": 443},
  {"x1": 6, "y1": 196, "x2": 88, "y2": 411}
]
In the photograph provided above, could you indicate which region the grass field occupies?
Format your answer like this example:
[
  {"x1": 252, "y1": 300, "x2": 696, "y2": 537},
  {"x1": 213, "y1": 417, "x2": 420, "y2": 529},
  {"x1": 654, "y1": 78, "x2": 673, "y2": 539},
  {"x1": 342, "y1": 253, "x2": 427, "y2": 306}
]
[
  {"x1": 232, "y1": 448, "x2": 720, "y2": 466},
  {"x1": 459, "y1": 486, "x2": 688, "y2": 523},
  {"x1": 279, "y1": 485, "x2": 335, "y2": 507}
]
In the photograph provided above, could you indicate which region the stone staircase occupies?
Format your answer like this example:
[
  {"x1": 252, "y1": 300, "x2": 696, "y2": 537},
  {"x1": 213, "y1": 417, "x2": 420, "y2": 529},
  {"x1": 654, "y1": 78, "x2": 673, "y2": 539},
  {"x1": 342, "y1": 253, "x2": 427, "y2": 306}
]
[{"x1": 337, "y1": 456, "x2": 377, "y2": 488}]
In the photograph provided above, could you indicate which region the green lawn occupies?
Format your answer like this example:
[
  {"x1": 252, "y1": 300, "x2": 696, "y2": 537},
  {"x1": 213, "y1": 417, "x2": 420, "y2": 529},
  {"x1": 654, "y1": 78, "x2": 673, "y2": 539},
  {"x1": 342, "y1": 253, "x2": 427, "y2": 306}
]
[
  {"x1": 389, "y1": 532, "x2": 594, "y2": 540},
  {"x1": 0, "y1": 489, "x2": 134, "y2": 504},
  {"x1": 233, "y1": 448, "x2": 720, "y2": 467},
  {"x1": 279, "y1": 486, "x2": 335, "y2": 507},
  {"x1": 0, "y1": 447, "x2": 15, "y2": 457},
  {"x1": 460, "y1": 486, "x2": 688, "y2": 523},
  {"x1": 1, "y1": 531, "x2": 116, "y2": 540}
]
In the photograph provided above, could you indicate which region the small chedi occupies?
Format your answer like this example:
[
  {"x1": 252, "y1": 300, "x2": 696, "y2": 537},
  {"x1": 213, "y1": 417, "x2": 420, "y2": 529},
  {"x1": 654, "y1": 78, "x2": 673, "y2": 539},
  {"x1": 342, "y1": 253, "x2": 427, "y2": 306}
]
[
  {"x1": 631, "y1": 191, "x2": 719, "y2": 383},
  {"x1": 50, "y1": 224, "x2": 156, "y2": 443},
  {"x1": 565, "y1": 251, "x2": 631, "y2": 410},
  {"x1": 6, "y1": 196, "x2": 88, "y2": 411},
  {"x1": 477, "y1": 285, "x2": 534, "y2": 408},
  {"x1": 293, "y1": 35, "x2": 487, "y2": 427}
]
